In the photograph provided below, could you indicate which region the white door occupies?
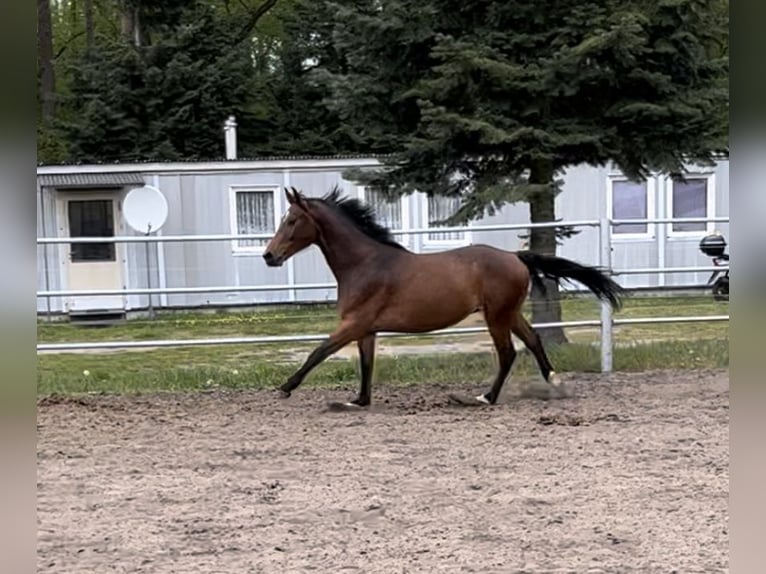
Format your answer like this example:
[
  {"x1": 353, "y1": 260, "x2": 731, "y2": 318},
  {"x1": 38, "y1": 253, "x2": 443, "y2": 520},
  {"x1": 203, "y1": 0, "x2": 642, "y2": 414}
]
[{"x1": 62, "y1": 195, "x2": 125, "y2": 312}]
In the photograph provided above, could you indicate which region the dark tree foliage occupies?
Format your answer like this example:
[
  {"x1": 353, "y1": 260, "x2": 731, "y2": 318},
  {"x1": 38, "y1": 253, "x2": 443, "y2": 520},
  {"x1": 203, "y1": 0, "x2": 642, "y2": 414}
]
[
  {"x1": 59, "y1": 1, "x2": 258, "y2": 162},
  {"x1": 318, "y1": 0, "x2": 728, "y2": 341},
  {"x1": 240, "y1": 0, "x2": 385, "y2": 157}
]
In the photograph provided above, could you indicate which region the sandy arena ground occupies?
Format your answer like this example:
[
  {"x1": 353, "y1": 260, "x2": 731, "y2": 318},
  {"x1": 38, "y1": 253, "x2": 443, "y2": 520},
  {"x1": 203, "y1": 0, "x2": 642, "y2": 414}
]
[{"x1": 37, "y1": 369, "x2": 729, "y2": 573}]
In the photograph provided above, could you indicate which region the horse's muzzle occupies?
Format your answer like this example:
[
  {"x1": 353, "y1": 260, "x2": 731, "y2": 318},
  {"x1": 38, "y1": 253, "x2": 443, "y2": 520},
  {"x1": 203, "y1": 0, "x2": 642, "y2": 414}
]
[{"x1": 263, "y1": 251, "x2": 283, "y2": 267}]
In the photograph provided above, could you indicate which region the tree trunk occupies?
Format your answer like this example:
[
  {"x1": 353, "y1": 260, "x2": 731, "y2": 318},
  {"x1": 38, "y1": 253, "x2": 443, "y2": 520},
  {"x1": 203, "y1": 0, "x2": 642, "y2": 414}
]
[
  {"x1": 528, "y1": 162, "x2": 568, "y2": 345},
  {"x1": 84, "y1": 0, "x2": 94, "y2": 53},
  {"x1": 70, "y1": 0, "x2": 78, "y2": 31},
  {"x1": 37, "y1": 0, "x2": 55, "y2": 126},
  {"x1": 119, "y1": 1, "x2": 139, "y2": 46}
]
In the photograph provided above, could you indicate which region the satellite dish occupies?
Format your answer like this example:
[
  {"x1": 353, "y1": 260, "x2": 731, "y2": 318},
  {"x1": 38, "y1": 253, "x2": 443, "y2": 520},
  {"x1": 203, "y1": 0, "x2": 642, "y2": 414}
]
[{"x1": 123, "y1": 185, "x2": 169, "y2": 234}]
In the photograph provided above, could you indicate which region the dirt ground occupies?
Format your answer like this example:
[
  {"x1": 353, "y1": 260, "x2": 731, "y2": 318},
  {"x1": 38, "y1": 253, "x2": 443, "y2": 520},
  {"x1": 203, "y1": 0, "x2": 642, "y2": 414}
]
[{"x1": 37, "y1": 369, "x2": 729, "y2": 573}]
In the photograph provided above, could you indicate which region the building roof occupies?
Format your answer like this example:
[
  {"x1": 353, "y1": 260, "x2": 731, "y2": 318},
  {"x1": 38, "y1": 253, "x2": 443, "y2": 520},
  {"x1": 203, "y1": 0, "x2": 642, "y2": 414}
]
[
  {"x1": 37, "y1": 153, "x2": 393, "y2": 168},
  {"x1": 37, "y1": 155, "x2": 387, "y2": 177},
  {"x1": 37, "y1": 172, "x2": 146, "y2": 188}
]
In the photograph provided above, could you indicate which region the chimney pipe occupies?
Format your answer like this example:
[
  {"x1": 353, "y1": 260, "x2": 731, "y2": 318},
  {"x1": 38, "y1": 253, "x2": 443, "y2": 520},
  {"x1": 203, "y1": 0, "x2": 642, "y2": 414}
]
[{"x1": 224, "y1": 115, "x2": 237, "y2": 160}]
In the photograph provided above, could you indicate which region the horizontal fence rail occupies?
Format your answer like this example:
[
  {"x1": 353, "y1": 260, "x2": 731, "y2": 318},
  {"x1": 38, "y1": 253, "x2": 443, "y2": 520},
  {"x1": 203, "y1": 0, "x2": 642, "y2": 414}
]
[
  {"x1": 611, "y1": 216, "x2": 730, "y2": 225},
  {"x1": 36, "y1": 215, "x2": 730, "y2": 370},
  {"x1": 613, "y1": 266, "x2": 729, "y2": 276},
  {"x1": 36, "y1": 315, "x2": 729, "y2": 353},
  {"x1": 613, "y1": 315, "x2": 729, "y2": 326},
  {"x1": 38, "y1": 269, "x2": 730, "y2": 298},
  {"x1": 36, "y1": 219, "x2": 601, "y2": 245},
  {"x1": 37, "y1": 216, "x2": 727, "y2": 245},
  {"x1": 37, "y1": 320, "x2": 602, "y2": 352},
  {"x1": 37, "y1": 282, "x2": 341, "y2": 298}
]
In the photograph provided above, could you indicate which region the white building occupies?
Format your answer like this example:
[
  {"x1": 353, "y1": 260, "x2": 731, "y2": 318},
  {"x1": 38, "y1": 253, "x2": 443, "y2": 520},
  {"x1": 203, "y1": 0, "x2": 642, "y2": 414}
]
[{"x1": 36, "y1": 155, "x2": 729, "y2": 317}]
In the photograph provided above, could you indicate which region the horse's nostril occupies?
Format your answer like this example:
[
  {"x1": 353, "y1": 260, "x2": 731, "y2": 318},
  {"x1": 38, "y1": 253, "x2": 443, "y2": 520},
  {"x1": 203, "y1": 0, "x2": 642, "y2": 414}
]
[{"x1": 263, "y1": 252, "x2": 275, "y2": 264}]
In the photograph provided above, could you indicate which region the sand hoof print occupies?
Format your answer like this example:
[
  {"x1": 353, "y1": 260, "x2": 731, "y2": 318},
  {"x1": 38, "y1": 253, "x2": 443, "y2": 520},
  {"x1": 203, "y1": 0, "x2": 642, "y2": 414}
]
[{"x1": 519, "y1": 379, "x2": 574, "y2": 400}]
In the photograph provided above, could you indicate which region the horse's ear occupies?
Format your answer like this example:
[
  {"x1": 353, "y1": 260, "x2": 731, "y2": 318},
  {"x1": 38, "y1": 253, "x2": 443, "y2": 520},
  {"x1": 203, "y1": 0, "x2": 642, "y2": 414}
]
[
  {"x1": 285, "y1": 188, "x2": 296, "y2": 205},
  {"x1": 291, "y1": 187, "x2": 308, "y2": 210}
]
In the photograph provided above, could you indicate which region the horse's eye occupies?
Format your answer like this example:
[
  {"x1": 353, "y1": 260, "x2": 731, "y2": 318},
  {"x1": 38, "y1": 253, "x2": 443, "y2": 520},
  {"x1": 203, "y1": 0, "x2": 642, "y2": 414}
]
[{"x1": 287, "y1": 218, "x2": 296, "y2": 227}]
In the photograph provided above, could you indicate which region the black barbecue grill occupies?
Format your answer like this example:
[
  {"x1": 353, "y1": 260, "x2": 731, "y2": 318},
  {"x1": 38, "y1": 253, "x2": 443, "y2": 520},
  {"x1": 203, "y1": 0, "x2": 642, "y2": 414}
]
[{"x1": 699, "y1": 233, "x2": 729, "y2": 301}]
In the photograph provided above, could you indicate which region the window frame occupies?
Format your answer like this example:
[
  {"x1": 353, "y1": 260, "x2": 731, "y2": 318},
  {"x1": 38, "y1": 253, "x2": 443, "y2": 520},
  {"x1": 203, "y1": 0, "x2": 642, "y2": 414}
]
[
  {"x1": 228, "y1": 184, "x2": 281, "y2": 256},
  {"x1": 665, "y1": 173, "x2": 716, "y2": 238},
  {"x1": 607, "y1": 176, "x2": 656, "y2": 241},
  {"x1": 356, "y1": 185, "x2": 412, "y2": 248},
  {"x1": 420, "y1": 193, "x2": 472, "y2": 248}
]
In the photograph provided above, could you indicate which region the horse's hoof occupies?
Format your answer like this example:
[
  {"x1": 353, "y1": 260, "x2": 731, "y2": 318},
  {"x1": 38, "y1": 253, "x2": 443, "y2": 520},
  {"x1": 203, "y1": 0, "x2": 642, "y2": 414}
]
[
  {"x1": 326, "y1": 401, "x2": 367, "y2": 412},
  {"x1": 277, "y1": 389, "x2": 291, "y2": 399},
  {"x1": 447, "y1": 393, "x2": 493, "y2": 407}
]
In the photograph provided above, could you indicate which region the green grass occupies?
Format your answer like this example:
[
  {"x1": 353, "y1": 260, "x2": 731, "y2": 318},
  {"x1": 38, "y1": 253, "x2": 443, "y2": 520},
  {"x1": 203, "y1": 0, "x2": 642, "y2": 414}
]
[
  {"x1": 37, "y1": 294, "x2": 728, "y2": 396},
  {"x1": 37, "y1": 338, "x2": 728, "y2": 396},
  {"x1": 37, "y1": 295, "x2": 728, "y2": 345},
  {"x1": 37, "y1": 305, "x2": 342, "y2": 343}
]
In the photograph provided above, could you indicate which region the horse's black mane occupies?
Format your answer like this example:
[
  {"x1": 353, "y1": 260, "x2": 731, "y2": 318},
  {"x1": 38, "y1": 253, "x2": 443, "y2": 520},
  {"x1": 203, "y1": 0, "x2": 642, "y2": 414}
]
[{"x1": 315, "y1": 186, "x2": 407, "y2": 250}]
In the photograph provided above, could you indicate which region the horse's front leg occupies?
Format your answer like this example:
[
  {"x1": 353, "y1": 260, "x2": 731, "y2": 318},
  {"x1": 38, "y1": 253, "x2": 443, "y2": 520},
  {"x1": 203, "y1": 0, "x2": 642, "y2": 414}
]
[
  {"x1": 279, "y1": 320, "x2": 363, "y2": 398},
  {"x1": 352, "y1": 334, "x2": 377, "y2": 406}
]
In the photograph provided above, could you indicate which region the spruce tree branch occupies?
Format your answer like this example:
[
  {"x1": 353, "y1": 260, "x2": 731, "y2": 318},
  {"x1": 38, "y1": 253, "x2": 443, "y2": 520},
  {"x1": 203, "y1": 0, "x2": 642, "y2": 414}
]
[
  {"x1": 235, "y1": 0, "x2": 279, "y2": 44},
  {"x1": 94, "y1": 0, "x2": 121, "y2": 37},
  {"x1": 54, "y1": 31, "x2": 86, "y2": 60}
]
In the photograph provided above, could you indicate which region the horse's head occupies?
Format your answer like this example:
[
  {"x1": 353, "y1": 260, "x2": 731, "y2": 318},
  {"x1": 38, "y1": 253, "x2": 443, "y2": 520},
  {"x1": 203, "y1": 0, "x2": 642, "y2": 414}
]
[{"x1": 263, "y1": 188, "x2": 320, "y2": 267}]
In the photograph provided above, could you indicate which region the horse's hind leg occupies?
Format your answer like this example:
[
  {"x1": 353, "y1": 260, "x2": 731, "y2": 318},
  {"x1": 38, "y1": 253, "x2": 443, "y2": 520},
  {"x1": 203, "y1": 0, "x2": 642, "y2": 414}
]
[
  {"x1": 478, "y1": 321, "x2": 517, "y2": 405},
  {"x1": 510, "y1": 314, "x2": 561, "y2": 387}
]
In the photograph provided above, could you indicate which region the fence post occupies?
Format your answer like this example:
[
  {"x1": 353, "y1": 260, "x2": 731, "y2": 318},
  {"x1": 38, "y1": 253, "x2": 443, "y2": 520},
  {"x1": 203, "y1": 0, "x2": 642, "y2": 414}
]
[
  {"x1": 145, "y1": 227, "x2": 156, "y2": 319},
  {"x1": 599, "y1": 216, "x2": 613, "y2": 373}
]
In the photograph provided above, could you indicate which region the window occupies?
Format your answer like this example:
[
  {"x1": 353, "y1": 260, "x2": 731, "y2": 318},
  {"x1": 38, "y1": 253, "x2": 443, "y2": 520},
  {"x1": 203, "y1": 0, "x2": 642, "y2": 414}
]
[
  {"x1": 425, "y1": 195, "x2": 467, "y2": 244},
  {"x1": 669, "y1": 176, "x2": 714, "y2": 234},
  {"x1": 361, "y1": 187, "x2": 403, "y2": 231},
  {"x1": 68, "y1": 199, "x2": 116, "y2": 262},
  {"x1": 357, "y1": 186, "x2": 410, "y2": 246},
  {"x1": 608, "y1": 178, "x2": 654, "y2": 238},
  {"x1": 229, "y1": 186, "x2": 278, "y2": 253}
]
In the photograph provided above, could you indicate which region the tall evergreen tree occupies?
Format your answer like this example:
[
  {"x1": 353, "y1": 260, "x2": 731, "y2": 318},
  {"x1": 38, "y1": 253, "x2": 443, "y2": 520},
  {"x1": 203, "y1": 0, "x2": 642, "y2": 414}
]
[
  {"x1": 58, "y1": 0, "x2": 273, "y2": 162},
  {"x1": 319, "y1": 0, "x2": 728, "y2": 341},
  {"x1": 240, "y1": 0, "x2": 381, "y2": 156}
]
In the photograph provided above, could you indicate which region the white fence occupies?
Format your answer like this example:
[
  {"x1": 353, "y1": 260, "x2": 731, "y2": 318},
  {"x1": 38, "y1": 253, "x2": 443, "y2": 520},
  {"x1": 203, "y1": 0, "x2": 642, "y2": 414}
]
[{"x1": 36, "y1": 216, "x2": 729, "y2": 372}]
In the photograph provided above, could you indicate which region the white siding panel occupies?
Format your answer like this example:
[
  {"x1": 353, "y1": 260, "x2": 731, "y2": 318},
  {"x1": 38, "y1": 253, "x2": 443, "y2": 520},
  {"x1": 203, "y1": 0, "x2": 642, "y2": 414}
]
[
  {"x1": 37, "y1": 187, "x2": 65, "y2": 313},
  {"x1": 468, "y1": 201, "x2": 528, "y2": 251},
  {"x1": 37, "y1": 158, "x2": 730, "y2": 314},
  {"x1": 556, "y1": 165, "x2": 606, "y2": 268}
]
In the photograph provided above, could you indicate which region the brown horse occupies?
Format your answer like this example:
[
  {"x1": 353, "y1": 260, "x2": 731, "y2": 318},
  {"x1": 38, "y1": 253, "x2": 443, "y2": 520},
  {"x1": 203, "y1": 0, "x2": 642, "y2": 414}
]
[{"x1": 263, "y1": 186, "x2": 624, "y2": 407}]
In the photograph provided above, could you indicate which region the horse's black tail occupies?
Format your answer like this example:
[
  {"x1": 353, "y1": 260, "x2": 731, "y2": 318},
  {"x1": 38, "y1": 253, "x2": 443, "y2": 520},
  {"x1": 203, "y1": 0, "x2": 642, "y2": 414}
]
[{"x1": 516, "y1": 251, "x2": 626, "y2": 311}]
